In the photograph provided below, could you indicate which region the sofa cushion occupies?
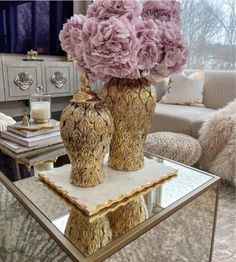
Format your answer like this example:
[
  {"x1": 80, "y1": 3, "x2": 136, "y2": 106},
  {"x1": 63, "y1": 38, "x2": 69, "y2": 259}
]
[
  {"x1": 149, "y1": 104, "x2": 215, "y2": 137},
  {"x1": 203, "y1": 70, "x2": 236, "y2": 109},
  {"x1": 185, "y1": 70, "x2": 236, "y2": 109},
  {"x1": 160, "y1": 70, "x2": 205, "y2": 105},
  {"x1": 190, "y1": 112, "x2": 216, "y2": 138},
  {"x1": 203, "y1": 71, "x2": 236, "y2": 109}
]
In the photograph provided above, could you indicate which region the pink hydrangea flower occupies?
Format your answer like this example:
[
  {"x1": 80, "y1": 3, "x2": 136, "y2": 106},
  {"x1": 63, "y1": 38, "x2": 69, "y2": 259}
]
[
  {"x1": 87, "y1": 0, "x2": 142, "y2": 22},
  {"x1": 59, "y1": 14, "x2": 86, "y2": 57},
  {"x1": 142, "y1": 0, "x2": 181, "y2": 28},
  {"x1": 74, "y1": 45, "x2": 97, "y2": 83},
  {"x1": 59, "y1": 0, "x2": 189, "y2": 83},
  {"x1": 136, "y1": 19, "x2": 163, "y2": 70},
  {"x1": 80, "y1": 16, "x2": 140, "y2": 81},
  {"x1": 150, "y1": 22, "x2": 189, "y2": 81}
]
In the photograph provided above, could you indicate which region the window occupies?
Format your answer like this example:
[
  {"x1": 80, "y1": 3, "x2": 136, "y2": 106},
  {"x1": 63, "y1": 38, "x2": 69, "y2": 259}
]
[{"x1": 182, "y1": 0, "x2": 236, "y2": 70}]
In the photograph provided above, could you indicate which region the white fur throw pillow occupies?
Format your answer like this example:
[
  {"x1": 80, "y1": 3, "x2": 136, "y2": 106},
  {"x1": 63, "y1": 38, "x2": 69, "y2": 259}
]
[
  {"x1": 0, "y1": 113, "x2": 16, "y2": 131},
  {"x1": 160, "y1": 70, "x2": 205, "y2": 105},
  {"x1": 198, "y1": 99, "x2": 236, "y2": 185}
]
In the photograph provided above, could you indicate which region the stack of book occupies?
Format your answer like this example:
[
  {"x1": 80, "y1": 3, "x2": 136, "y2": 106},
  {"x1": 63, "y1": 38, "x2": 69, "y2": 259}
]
[{"x1": 0, "y1": 121, "x2": 62, "y2": 156}]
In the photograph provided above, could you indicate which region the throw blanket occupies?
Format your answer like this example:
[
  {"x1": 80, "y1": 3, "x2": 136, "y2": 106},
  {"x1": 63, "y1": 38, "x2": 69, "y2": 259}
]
[
  {"x1": 198, "y1": 99, "x2": 236, "y2": 185},
  {"x1": 0, "y1": 113, "x2": 16, "y2": 131}
]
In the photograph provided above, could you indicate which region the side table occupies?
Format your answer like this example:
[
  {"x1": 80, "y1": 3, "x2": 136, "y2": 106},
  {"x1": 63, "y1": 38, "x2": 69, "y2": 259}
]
[
  {"x1": 0, "y1": 152, "x2": 220, "y2": 261},
  {"x1": 0, "y1": 141, "x2": 64, "y2": 180}
]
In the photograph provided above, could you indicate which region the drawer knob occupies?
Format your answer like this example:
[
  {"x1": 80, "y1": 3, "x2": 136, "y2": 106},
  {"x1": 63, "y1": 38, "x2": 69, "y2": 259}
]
[
  {"x1": 14, "y1": 72, "x2": 34, "y2": 91},
  {"x1": 51, "y1": 71, "x2": 67, "y2": 89}
]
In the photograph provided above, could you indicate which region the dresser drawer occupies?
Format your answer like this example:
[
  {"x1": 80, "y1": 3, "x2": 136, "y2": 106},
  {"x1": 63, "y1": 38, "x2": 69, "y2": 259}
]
[
  {"x1": 0, "y1": 62, "x2": 5, "y2": 101},
  {"x1": 3, "y1": 62, "x2": 42, "y2": 101},
  {"x1": 42, "y1": 62, "x2": 74, "y2": 97}
]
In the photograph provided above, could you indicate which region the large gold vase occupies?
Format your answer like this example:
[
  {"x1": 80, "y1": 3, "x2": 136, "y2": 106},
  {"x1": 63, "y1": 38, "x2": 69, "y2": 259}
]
[
  {"x1": 101, "y1": 78, "x2": 156, "y2": 171},
  {"x1": 60, "y1": 73, "x2": 113, "y2": 187}
]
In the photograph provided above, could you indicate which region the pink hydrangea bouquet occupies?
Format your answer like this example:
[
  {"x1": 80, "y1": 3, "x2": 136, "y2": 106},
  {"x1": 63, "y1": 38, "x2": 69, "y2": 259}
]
[{"x1": 59, "y1": 0, "x2": 189, "y2": 83}]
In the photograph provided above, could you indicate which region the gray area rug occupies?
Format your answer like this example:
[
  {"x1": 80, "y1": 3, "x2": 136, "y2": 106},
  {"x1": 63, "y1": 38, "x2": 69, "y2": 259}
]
[
  {"x1": 212, "y1": 183, "x2": 236, "y2": 262},
  {"x1": 106, "y1": 183, "x2": 235, "y2": 262}
]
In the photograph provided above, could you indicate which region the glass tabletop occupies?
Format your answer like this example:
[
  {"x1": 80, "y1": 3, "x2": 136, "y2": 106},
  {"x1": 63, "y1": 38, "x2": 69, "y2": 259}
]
[
  {"x1": 1, "y1": 147, "x2": 218, "y2": 261},
  {"x1": 145, "y1": 152, "x2": 213, "y2": 208},
  {"x1": 0, "y1": 178, "x2": 70, "y2": 261}
]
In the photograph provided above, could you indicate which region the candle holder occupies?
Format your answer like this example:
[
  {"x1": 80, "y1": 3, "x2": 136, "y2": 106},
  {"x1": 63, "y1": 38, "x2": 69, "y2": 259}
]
[{"x1": 30, "y1": 86, "x2": 51, "y2": 123}]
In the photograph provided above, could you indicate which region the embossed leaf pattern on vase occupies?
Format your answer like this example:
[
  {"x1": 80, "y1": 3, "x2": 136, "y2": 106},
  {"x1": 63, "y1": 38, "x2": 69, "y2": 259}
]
[
  {"x1": 65, "y1": 208, "x2": 112, "y2": 256},
  {"x1": 101, "y1": 78, "x2": 156, "y2": 171},
  {"x1": 60, "y1": 101, "x2": 113, "y2": 187},
  {"x1": 108, "y1": 197, "x2": 148, "y2": 239}
]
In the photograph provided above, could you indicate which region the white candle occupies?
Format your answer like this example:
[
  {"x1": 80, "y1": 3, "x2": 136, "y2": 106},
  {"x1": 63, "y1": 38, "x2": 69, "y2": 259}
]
[{"x1": 31, "y1": 101, "x2": 51, "y2": 122}]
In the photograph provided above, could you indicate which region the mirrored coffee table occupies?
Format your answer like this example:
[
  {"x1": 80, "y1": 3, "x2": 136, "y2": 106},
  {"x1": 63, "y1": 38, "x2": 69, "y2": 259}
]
[{"x1": 0, "y1": 149, "x2": 220, "y2": 262}]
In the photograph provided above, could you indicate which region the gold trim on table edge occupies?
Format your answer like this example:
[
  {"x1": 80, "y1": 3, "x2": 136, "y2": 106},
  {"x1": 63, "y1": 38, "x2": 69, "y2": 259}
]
[{"x1": 38, "y1": 170, "x2": 177, "y2": 222}]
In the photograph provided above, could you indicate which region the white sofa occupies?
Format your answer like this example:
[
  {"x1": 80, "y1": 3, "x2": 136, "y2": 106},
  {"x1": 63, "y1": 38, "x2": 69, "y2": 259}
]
[{"x1": 149, "y1": 70, "x2": 236, "y2": 138}]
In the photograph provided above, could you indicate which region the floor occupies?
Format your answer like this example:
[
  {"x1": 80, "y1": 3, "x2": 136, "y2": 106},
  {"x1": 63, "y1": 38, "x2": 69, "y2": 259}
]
[{"x1": 212, "y1": 183, "x2": 236, "y2": 262}]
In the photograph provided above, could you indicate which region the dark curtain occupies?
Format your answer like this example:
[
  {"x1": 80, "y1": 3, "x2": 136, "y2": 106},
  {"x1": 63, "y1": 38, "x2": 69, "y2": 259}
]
[{"x1": 0, "y1": 1, "x2": 73, "y2": 55}]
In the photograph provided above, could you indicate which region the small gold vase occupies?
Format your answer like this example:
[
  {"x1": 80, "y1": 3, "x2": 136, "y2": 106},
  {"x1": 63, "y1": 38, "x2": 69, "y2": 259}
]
[
  {"x1": 60, "y1": 73, "x2": 114, "y2": 187},
  {"x1": 65, "y1": 208, "x2": 112, "y2": 256},
  {"x1": 101, "y1": 78, "x2": 156, "y2": 171}
]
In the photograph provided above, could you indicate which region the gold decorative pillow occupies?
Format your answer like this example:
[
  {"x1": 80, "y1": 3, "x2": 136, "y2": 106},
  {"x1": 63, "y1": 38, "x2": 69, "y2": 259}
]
[{"x1": 160, "y1": 70, "x2": 205, "y2": 105}]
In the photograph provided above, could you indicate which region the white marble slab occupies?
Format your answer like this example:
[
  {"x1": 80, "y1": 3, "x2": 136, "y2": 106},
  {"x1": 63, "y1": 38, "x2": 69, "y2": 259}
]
[{"x1": 38, "y1": 156, "x2": 177, "y2": 216}]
